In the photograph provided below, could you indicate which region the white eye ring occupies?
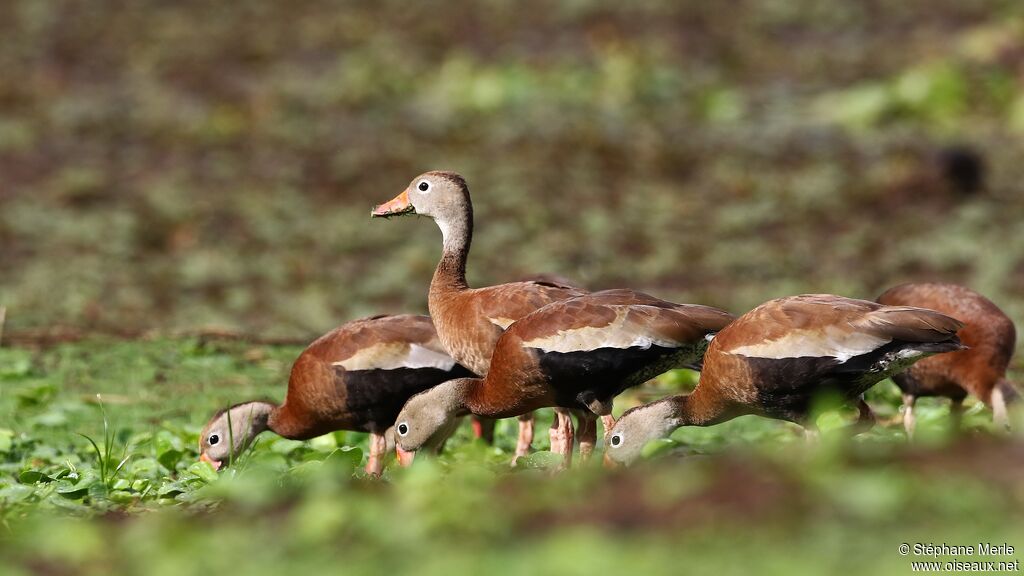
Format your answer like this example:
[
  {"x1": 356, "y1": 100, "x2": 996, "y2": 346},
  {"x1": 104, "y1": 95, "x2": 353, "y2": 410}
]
[
  {"x1": 416, "y1": 180, "x2": 431, "y2": 193},
  {"x1": 609, "y1": 433, "x2": 623, "y2": 447},
  {"x1": 397, "y1": 422, "x2": 410, "y2": 437},
  {"x1": 209, "y1": 434, "x2": 220, "y2": 446}
]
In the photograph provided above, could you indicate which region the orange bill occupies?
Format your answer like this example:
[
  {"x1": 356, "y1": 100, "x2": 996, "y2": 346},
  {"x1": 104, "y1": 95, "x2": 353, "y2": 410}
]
[
  {"x1": 602, "y1": 453, "x2": 619, "y2": 470},
  {"x1": 371, "y1": 190, "x2": 414, "y2": 218},
  {"x1": 199, "y1": 452, "x2": 222, "y2": 471},
  {"x1": 395, "y1": 445, "x2": 416, "y2": 467}
]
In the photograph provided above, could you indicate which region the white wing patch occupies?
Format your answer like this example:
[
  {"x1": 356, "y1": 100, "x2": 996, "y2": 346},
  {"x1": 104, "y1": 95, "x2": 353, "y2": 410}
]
[
  {"x1": 728, "y1": 327, "x2": 890, "y2": 361},
  {"x1": 333, "y1": 343, "x2": 457, "y2": 371},
  {"x1": 487, "y1": 316, "x2": 516, "y2": 330},
  {"x1": 522, "y1": 308, "x2": 678, "y2": 354}
]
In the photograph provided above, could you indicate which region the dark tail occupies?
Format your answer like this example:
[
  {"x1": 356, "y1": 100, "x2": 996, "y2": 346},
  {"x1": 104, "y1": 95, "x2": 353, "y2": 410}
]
[{"x1": 909, "y1": 335, "x2": 966, "y2": 356}]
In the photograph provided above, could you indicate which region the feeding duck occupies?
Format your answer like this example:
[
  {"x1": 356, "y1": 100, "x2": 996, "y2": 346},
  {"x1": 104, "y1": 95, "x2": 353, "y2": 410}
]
[
  {"x1": 877, "y1": 282, "x2": 1018, "y2": 436},
  {"x1": 198, "y1": 315, "x2": 471, "y2": 475},
  {"x1": 390, "y1": 289, "x2": 734, "y2": 468},
  {"x1": 604, "y1": 294, "x2": 964, "y2": 465}
]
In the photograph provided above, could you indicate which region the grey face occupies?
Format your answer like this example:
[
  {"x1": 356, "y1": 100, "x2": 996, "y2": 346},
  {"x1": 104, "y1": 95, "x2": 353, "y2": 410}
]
[
  {"x1": 393, "y1": 379, "x2": 467, "y2": 452},
  {"x1": 198, "y1": 402, "x2": 271, "y2": 469},
  {"x1": 604, "y1": 400, "x2": 679, "y2": 466},
  {"x1": 404, "y1": 173, "x2": 466, "y2": 222}
]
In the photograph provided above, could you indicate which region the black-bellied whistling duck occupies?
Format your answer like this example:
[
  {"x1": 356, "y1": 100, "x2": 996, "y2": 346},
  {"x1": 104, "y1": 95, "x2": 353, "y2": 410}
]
[
  {"x1": 390, "y1": 289, "x2": 735, "y2": 468},
  {"x1": 198, "y1": 315, "x2": 471, "y2": 475},
  {"x1": 469, "y1": 273, "x2": 589, "y2": 445},
  {"x1": 877, "y1": 282, "x2": 1019, "y2": 435},
  {"x1": 372, "y1": 171, "x2": 587, "y2": 461},
  {"x1": 604, "y1": 294, "x2": 965, "y2": 465}
]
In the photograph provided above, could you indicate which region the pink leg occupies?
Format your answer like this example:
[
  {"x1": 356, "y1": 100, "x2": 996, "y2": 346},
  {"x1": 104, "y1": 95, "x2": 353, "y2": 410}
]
[
  {"x1": 547, "y1": 409, "x2": 574, "y2": 470},
  {"x1": 577, "y1": 412, "x2": 597, "y2": 463},
  {"x1": 851, "y1": 397, "x2": 875, "y2": 436},
  {"x1": 902, "y1": 394, "x2": 917, "y2": 440},
  {"x1": 548, "y1": 411, "x2": 563, "y2": 456},
  {"x1": 365, "y1": 432, "x2": 387, "y2": 476},
  {"x1": 511, "y1": 412, "x2": 535, "y2": 466},
  {"x1": 561, "y1": 411, "x2": 575, "y2": 469},
  {"x1": 601, "y1": 414, "x2": 616, "y2": 438}
]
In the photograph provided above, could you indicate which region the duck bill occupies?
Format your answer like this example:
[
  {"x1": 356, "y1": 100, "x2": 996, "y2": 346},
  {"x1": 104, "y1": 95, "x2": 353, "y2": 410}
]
[
  {"x1": 371, "y1": 190, "x2": 415, "y2": 218},
  {"x1": 602, "y1": 453, "x2": 620, "y2": 470},
  {"x1": 199, "y1": 452, "x2": 222, "y2": 471},
  {"x1": 396, "y1": 445, "x2": 416, "y2": 467}
]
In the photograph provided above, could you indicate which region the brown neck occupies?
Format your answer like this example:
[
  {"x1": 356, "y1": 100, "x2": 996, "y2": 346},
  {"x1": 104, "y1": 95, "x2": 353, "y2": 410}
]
[
  {"x1": 266, "y1": 402, "x2": 315, "y2": 440},
  {"x1": 429, "y1": 199, "x2": 473, "y2": 295},
  {"x1": 669, "y1": 387, "x2": 731, "y2": 427},
  {"x1": 461, "y1": 375, "x2": 517, "y2": 419},
  {"x1": 452, "y1": 377, "x2": 482, "y2": 415},
  {"x1": 463, "y1": 371, "x2": 546, "y2": 419}
]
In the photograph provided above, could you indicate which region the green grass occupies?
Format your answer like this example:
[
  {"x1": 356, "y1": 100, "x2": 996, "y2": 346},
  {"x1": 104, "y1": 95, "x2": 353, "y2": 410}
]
[{"x1": 1, "y1": 339, "x2": 1022, "y2": 575}]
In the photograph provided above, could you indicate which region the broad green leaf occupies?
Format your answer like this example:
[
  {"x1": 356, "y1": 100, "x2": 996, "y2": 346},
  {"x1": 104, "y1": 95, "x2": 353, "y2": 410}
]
[
  {"x1": 88, "y1": 482, "x2": 109, "y2": 501},
  {"x1": 158, "y1": 449, "x2": 183, "y2": 472},
  {"x1": 323, "y1": 447, "x2": 362, "y2": 475},
  {"x1": 129, "y1": 457, "x2": 159, "y2": 477},
  {"x1": 18, "y1": 470, "x2": 54, "y2": 484},
  {"x1": 0, "y1": 483, "x2": 36, "y2": 503},
  {"x1": 157, "y1": 481, "x2": 189, "y2": 498},
  {"x1": 108, "y1": 490, "x2": 136, "y2": 505},
  {"x1": 187, "y1": 461, "x2": 220, "y2": 483}
]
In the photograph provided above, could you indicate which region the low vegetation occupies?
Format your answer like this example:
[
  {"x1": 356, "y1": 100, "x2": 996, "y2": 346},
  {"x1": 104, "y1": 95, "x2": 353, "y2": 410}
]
[{"x1": 1, "y1": 339, "x2": 1021, "y2": 575}]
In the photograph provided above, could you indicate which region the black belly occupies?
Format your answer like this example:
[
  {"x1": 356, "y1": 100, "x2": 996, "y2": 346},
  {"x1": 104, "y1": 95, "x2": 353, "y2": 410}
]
[
  {"x1": 336, "y1": 365, "x2": 473, "y2": 431},
  {"x1": 743, "y1": 355, "x2": 868, "y2": 422},
  {"x1": 533, "y1": 345, "x2": 690, "y2": 411},
  {"x1": 743, "y1": 340, "x2": 958, "y2": 422}
]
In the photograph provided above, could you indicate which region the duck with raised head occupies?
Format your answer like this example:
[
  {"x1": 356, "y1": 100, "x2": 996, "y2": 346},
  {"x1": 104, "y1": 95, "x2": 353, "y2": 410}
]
[
  {"x1": 198, "y1": 315, "x2": 472, "y2": 475},
  {"x1": 372, "y1": 171, "x2": 588, "y2": 461},
  {"x1": 877, "y1": 282, "x2": 1019, "y2": 435},
  {"x1": 389, "y1": 289, "x2": 735, "y2": 468},
  {"x1": 604, "y1": 294, "x2": 965, "y2": 466}
]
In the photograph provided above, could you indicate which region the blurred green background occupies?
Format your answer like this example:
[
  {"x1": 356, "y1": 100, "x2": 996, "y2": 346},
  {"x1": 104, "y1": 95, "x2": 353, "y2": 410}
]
[
  {"x1": 2, "y1": 0, "x2": 1023, "y2": 338},
  {"x1": 3, "y1": 1, "x2": 1024, "y2": 575}
]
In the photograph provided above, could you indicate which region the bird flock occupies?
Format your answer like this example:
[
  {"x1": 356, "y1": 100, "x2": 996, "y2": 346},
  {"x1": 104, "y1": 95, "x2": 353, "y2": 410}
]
[{"x1": 199, "y1": 171, "x2": 1019, "y2": 474}]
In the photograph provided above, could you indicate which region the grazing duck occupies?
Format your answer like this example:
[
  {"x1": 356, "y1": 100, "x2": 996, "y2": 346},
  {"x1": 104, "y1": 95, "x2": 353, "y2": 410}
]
[
  {"x1": 877, "y1": 282, "x2": 1019, "y2": 435},
  {"x1": 372, "y1": 171, "x2": 587, "y2": 461},
  {"x1": 198, "y1": 315, "x2": 472, "y2": 475},
  {"x1": 390, "y1": 289, "x2": 735, "y2": 468},
  {"x1": 604, "y1": 294, "x2": 964, "y2": 465}
]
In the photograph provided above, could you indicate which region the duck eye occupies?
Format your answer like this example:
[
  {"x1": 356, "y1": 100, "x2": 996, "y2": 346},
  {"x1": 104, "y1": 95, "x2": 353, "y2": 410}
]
[
  {"x1": 417, "y1": 181, "x2": 430, "y2": 193},
  {"x1": 397, "y1": 423, "x2": 409, "y2": 436},
  {"x1": 610, "y1": 433, "x2": 622, "y2": 447},
  {"x1": 209, "y1": 434, "x2": 220, "y2": 446}
]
